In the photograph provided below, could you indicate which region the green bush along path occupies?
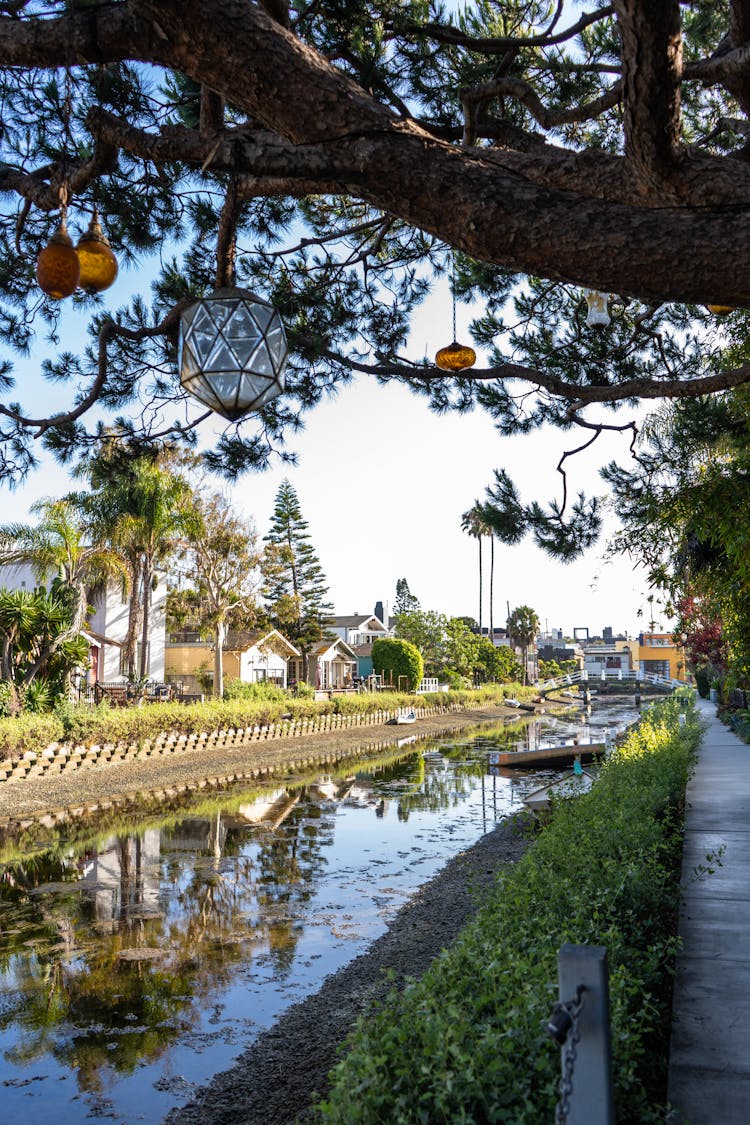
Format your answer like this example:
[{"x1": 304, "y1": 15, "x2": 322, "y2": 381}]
[{"x1": 318, "y1": 696, "x2": 700, "y2": 1125}]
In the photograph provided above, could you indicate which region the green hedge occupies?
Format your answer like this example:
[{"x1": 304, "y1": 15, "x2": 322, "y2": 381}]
[
  {"x1": 372, "y1": 637, "x2": 424, "y2": 691},
  {"x1": 318, "y1": 696, "x2": 700, "y2": 1124}
]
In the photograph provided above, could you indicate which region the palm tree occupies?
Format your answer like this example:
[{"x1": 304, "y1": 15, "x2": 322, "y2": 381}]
[
  {"x1": 75, "y1": 450, "x2": 199, "y2": 679},
  {"x1": 507, "y1": 604, "x2": 540, "y2": 685},
  {"x1": 460, "y1": 504, "x2": 484, "y2": 637},
  {"x1": 0, "y1": 497, "x2": 126, "y2": 636}
]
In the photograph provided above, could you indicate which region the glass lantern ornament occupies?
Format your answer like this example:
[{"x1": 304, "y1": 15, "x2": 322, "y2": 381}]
[
  {"x1": 706, "y1": 304, "x2": 735, "y2": 316},
  {"x1": 178, "y1": 287, "x2": 288, "y2": 421},
  {"x1": 36, "y1": 217, "x2": 80, "y2": 299},
  {"x1": 76, "y1": 208, "x2": 118, "y2": 293},
  {"x1": 584, "y1": 289, "x2": 611, "y2": 328},
  {"x1": 435, "y1": 340, "x2": 477, "y2": 371}
]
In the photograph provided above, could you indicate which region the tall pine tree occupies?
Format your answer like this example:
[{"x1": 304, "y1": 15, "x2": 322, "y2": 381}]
[{"x1": 262, "y1": 481, "x2": 332, "y2": 677}]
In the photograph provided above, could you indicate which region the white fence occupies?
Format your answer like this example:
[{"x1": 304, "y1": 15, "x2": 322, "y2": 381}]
[{"x1": 415, "y1": 677, "x2": 440, "y2": 694}]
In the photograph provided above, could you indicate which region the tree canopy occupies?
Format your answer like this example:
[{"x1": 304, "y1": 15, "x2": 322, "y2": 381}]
[{"x1": 3, "y1": 2, "x2": 750, "y2": 550}]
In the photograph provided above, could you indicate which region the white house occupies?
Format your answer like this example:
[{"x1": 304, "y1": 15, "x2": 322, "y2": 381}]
[
  {"x1": 0, "y1": 561, "x2": 167, "y2": 682},
  {"x1": 328, "y1": 614, "x2": 392, "y2": 646},
  {"x1": 164, "y1": 627, "x2": 300, "y2": 692},
  {"x1": 293, "y1": 636, "x2": 359, "y2": 693},
  {"x1": 328, "y1": 614, "x2": 393, "y2": 679},
  {"x1": 224, "y1": 628, "x2": 300, "y2": 687},
  {"x1": 582, "y1": 643, "x2": 633, "y2": 678}
]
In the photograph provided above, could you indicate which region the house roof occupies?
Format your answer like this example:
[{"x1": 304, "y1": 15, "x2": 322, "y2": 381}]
[
  {"x1": 309, "y1": 636, "x2": 358, "y2": 659},
  {"x1": 330, "y1": 614, "x2": 387, "y2": 630},
  {"x1": 224, "y1": 628, "x2": 300, "y2": 657}
]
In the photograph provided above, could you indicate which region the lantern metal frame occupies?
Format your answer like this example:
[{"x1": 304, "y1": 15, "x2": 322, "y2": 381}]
[{"x1": 178, "y1": 287, "x2": 288, "y2": 421}]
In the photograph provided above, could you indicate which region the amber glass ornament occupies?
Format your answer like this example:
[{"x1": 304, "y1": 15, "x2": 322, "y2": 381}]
[
  {"x1": 435, "y1": 340, "x2": 477, "y2": 371},
  {"x1": 706, "y1": 304, "x2": 736, "y2": 316},
  {"x1": 36, "y1": 219, "x2": 80, "y2": 299},
  {"x1": 76, "y1": 209, "x2": 118, "y2": 293}
]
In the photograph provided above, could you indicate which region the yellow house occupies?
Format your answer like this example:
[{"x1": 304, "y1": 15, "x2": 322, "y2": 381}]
[
  {"x1": 165, "y1": 628, "x2": 300, "y2": 693},
  {"x1": 635, "y1": 632, "x2": 688, "y2": 681}
]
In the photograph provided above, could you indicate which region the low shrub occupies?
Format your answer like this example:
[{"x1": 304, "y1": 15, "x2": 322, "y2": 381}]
[
  {"x1": 222, "y1": 679, "x2": 290, "y2": 703},
  {"x1": 318, "y1": 696, "x2": 701, "y2": 1124},
  {"x1": 0, "y1": 712, "x2": 64, "y2": 760},
  {"x1": 0, "y1": 681, "x2": 529, "y2": 757}
]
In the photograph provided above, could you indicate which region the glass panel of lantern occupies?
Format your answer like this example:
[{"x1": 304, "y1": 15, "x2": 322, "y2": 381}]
[
  {"x1": 179, "y1": 288, "x2": 288, "y2": 421},
  {"x1": 584, "y1": 289, "x2": 611, "y2": 329}
]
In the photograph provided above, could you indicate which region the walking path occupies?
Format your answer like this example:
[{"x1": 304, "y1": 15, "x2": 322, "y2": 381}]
[{"x1": 668, "y1": 697, "x2": 750, "y2": 1123}]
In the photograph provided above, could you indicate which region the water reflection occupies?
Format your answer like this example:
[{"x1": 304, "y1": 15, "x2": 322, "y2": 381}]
[{"x1": 0, "y1": 703, "x2": 637, "y2": 1122}]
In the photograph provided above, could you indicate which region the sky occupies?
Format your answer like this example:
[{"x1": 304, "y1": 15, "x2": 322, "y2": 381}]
[
  {"x1": 2, "y1": 266, "x2": 660, "y2": 640},
  {"x1": 0, "y1": 0, "x2": 670, "y2": 640}
]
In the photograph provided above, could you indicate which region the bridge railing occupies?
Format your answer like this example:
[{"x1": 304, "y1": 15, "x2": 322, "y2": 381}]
[{"x1": 539, "y1": 669, "x2": 690, "y2": 694}]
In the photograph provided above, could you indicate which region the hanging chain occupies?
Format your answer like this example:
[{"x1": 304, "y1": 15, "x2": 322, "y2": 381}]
[
  {"x1": 552, "y1": 986, "x2": 585, "y2": 1125},
  {"x1": 451, "y1": 250, "x2": 457, "y2": 340}
]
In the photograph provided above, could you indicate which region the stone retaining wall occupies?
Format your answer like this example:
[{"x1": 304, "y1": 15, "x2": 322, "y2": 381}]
[{"x1": 0, "y1": 703, "x2": 464, "y2": 785}]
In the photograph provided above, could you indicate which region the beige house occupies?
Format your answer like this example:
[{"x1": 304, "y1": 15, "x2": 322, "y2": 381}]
[{"x1": 165, "y1": 627, "x2": 299, "y2": 693}]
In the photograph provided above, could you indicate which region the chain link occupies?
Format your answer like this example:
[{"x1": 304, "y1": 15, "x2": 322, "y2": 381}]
[{"x1": 554, "y1": 987, "x2": 585, "y2": 1125}]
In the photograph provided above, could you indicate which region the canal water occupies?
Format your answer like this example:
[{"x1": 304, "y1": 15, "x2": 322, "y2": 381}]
[{"x1": 0, "y1": 701, "x2": 637, "y2": 1123}]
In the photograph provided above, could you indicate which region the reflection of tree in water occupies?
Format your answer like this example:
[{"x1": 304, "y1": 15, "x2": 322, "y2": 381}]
[
  {"x1": 0, "y1": 725, "x2": 542, "y2": 1091},
  {"x1": 249, "y1": 797, "x2": 337, "y2": 974}
]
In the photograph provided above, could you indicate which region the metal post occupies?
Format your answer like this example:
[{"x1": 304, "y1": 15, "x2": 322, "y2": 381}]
[{"x1": 557, "y1": 944, "x2": 614, "y2": 1125}]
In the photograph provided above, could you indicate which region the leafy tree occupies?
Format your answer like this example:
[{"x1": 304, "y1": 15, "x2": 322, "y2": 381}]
[
  {"x1": 393, "y1": 578, "x2": 420, "y2": 616},
  {"x1": 262, "y1": 480, "x2": 332, "y2": 675},
  {"x1": 394, "y1": 608, "x2": 449, "y2": 676},
  {"x1": 371, "y1": 636, "x2": 424, "y2": 691},
  {"x1": 539, "y1": 657, "x2": 578, "y2": 680},
  {"x1": 169, "y1": 492, "x2": 263, "y2": 698},
  {"x1": 507, "y1": 604, "x2": 540, "y2": 684},
  {"x1": 4, "y1": 6, "x2": 750, "y2": 558},
  {"x1": 478, "y1": 641, "x2": 524, "y2": 685},
  {"x1": 603, "y1": 391, "x2": 750, "y2": 684}
]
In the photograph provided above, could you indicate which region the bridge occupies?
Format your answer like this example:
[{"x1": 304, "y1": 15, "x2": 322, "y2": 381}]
[{"x1": 537, "y1": 668, "x2": 691, "y2": 699}]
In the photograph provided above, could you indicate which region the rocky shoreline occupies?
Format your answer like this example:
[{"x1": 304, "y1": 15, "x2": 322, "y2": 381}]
[{"x1": 165, "y1": 813, "x2": 533, "y2": 1125}]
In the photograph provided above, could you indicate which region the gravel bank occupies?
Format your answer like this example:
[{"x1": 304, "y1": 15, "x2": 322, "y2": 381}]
[
  {"x1": 165, "y1": 813, "x2": 533, "y2": 1125},
  {"x1": 0, "y1": 704, "x2": 526, "y2": 822}
]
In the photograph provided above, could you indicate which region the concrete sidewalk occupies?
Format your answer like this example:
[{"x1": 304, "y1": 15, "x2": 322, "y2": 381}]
[{"x1": 668, "y1": 697, "x2": 750, "y2": 1123}]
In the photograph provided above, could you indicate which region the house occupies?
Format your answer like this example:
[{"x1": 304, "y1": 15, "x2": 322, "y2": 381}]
[
  {"x1": 292, "y1": 636, "x2": 358, "y2": 693},
  {"x1": 328, "y1": 613, "x2": 392, "y2": 646},
  {"x1": 632, "y1": 632, "x2": 686, "y2": 681},
  {"x1": 0, "y1": 561, "x2": 167, "y2": 682},
  {"x1": 164, "y1": 627, "x2": 300, "y2": 693},
  {"x1": 329, "y1": 613, "x2": 393, "y2": 679},
  {"x1": 582, "y1": 642, "x2": 633, "y2": 678}
]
